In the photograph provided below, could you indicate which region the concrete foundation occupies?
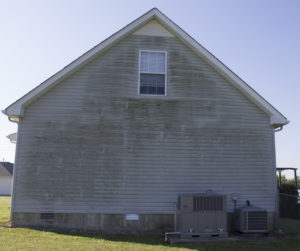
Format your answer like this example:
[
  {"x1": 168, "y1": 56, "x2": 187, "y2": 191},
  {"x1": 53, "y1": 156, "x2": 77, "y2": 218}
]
[
  {"x1": 12, "y1": 212, "x2": 276, "y2": 233},
  {"x1": 12, "y1": 213, "x2": 174, "y2": 233}
]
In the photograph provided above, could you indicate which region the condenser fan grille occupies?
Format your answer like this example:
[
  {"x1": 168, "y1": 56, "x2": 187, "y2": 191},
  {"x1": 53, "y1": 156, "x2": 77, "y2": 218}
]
[
  {"x1": 193, "y1": 195, "x2": 224, "y2": 211},
  {"x1": 247, "y1": 211, "x2": 268, "y2": 230}
]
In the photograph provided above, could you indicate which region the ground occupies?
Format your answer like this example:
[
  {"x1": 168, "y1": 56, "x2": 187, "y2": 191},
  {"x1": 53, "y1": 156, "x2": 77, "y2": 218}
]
[{"x1": 1, "y1": 196, "x2": 300, "y2": 250}]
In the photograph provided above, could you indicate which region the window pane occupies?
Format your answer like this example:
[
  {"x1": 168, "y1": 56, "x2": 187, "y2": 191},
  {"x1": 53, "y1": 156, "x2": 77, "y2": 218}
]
[
  {"x1": 140, "y1": 73, "x2": 165, "y2": 95},
  {"x1": 157, "y1": 87, "x2": 165, "y2": 95},
  {"x1": 156, "y1": 53, "x2": 165, "y2": 72},
  {"x1": 140, "y1": 74, "x2": 155, "y2": 86},
  {"x1": 140, "y1": 51, "x2": 165, "y2": 73},
  {"x1": 140, "y1": 86, "x2": 148, "y2": 94},
  {"x1": 148, "y1": 53, "x2": 157, "y2": 72},
  {"x1": 149, "y1": 86, "x2": 156, "y2": 94},
  {"x1": 155, "y1": 74, "x2": 165, "y2": 87},
  {"x1": 140, "y1": 52, "x2": 149, "y2": 72}
]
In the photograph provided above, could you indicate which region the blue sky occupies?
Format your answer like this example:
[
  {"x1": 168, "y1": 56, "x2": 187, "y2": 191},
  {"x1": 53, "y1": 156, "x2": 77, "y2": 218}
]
[{"x1": 0, "y1": 0, "x2": 299, "y2": 178}]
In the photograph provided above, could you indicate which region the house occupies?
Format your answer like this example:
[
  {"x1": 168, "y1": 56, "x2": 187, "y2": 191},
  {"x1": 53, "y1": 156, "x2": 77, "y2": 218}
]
[
  {"x1": 3, "y1": 8, "x2": 288, "y2": 233},
  {"x1": 0, "y1": 162, "x2": 14, "y2": 195}
]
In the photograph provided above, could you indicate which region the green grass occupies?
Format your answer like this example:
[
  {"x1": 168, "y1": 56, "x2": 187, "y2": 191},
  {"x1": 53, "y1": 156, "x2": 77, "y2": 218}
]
[
  {"x1": 0, "y1": 196, "x2": 10, "y2": 223},
  {"x1": 1, "y1": 196, "x2": 300, "y2": 250},
  {"x1": 280, "y1": 218, "x2": 300, "y2": 238}
]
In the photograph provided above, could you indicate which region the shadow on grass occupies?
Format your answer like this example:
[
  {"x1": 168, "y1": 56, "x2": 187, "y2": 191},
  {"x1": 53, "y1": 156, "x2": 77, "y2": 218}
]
[
  {"x1": 3, "y1": 216, "x2": 300, "y2": 250},
  {"x1": 16, "y1": 228, "x2": 237, "y2": 250},
  {"x1": 38, "y1": 229, "x2": 196, "y2": 249},
  {"x1": 18, "y1": 227, "x2": 300, "y2": 251},
  {"x1": 3, "y1": 226, "x2": 300, "y2": 251}
]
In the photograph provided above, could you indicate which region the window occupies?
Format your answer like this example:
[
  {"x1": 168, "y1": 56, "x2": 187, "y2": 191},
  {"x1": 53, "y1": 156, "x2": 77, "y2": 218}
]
[{"x1": 139, "y1": 51, "x2": 166, "y2": 95}]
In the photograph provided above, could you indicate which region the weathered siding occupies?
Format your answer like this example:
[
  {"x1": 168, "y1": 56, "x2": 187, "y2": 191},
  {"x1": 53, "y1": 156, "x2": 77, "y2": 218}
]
[{"x1": 13, "y1": 34, "x2": 276, "y2": 215}]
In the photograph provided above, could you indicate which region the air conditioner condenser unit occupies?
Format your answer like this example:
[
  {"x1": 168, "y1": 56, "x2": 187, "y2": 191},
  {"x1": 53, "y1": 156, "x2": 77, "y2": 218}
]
[
  {"x1": 175, "y1": 193, "x2": 228, "y2": 237},
  {"x1": 234, "y1": 205, "x2": 268, "y2": 233}
]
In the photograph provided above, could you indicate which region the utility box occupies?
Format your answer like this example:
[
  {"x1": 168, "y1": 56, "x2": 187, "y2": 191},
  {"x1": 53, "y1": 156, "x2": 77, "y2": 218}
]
[
  {"x1": 176, "y1": 193, "x2": 227, "y2": 236},
  {"x1": 234, "y1": 205, "x2": 268, "y2": 232}
]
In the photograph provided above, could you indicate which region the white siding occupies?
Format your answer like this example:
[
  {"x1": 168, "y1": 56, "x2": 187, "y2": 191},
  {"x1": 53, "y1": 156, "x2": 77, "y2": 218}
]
[
  {"x1": 0, "y1": 177, "x2": 12, "y2": 195},
  {"x1": 13, "y1": 34, "x2": 276, "y2": 214}
]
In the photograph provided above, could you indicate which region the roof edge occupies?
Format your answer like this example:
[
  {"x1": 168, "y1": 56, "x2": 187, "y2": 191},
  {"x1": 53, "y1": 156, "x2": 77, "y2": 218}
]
[
  {"x1": 4, "y1": 8, "x2": 159, "y2": 117},
  {"x1": 152, "y1": 10, "x2": 288, "y2": 126},
  {"x1": 3, "y1": 8, "x2": 288, "y2": 126}
]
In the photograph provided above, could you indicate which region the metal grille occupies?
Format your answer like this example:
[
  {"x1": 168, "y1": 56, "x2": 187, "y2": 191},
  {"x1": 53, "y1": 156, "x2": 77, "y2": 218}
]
[
  {"x1": 193, "y1": 195, "x2": 224, "y2": 211},
  {"x1": 40, "y1": 213, "x2": 55, "y2": 220},
  {"x1": 247, "y1": 211, "x2": 268, "y2": 231},
  {"x1": 243, "y1": 211, "x2": 247, "y2": 229}
]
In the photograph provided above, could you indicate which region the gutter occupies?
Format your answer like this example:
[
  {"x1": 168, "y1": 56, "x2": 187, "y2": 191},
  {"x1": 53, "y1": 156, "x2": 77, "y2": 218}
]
[
  {"x1": 273, "y1": 119, "x2": 290, "y2": 132},
  {"x1": 2, "y1": 110, "x2": 20, "y2": 123},
  {"x1": 274, "y1": 126, "x2": 283, "y2": 132}
]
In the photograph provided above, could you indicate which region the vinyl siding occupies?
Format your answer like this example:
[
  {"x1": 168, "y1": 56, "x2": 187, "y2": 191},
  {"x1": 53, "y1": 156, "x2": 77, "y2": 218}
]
[
  {"x1": 0, "y1": 177, "x2": 12, "y2": 195},
  {"x1": 13, "y1": 34, "x2": 276, "y2": 214}
]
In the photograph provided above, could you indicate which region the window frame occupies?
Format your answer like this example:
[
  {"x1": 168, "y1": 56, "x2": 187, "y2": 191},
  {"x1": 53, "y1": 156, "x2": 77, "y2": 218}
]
[{"x1": 138, "y1": 50, "x2": 167, "y2": 96}]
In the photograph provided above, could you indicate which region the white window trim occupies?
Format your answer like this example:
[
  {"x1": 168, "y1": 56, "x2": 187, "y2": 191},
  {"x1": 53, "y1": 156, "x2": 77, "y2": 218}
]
[{"x1": 138, "y1": 50, "x2": 167, "y2": 96}]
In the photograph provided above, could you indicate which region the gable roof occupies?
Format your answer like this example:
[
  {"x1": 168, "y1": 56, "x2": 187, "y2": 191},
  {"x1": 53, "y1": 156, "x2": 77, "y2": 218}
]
[
  {"x1": 3, "y1": 8, "x2": 288, "y2": 127},
  {"x1": 0, "y1": 162, "x2": 13, "y2": 177}
]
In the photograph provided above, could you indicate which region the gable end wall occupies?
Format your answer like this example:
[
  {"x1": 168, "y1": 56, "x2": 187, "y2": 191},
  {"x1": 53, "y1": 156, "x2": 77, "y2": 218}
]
[{"x1": 13, "y1": 34, "x2": 276, "y2": 218}]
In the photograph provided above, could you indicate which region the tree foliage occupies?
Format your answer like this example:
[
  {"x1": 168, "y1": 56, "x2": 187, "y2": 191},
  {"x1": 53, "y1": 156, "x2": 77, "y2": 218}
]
[{"x1": 277, "y1": 174, "x2": 299, "y2": 195}]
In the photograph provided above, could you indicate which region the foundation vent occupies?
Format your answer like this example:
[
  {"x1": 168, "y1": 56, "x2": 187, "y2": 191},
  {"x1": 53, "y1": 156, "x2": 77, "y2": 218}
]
[{"x1": 40, "y1": 213, "x2": 55, "y2": 220}]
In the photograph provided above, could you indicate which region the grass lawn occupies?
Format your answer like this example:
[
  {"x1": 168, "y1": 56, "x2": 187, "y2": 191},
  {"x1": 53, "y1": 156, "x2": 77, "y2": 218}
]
[
  {"x1": 1, "y1": 197, "x2": 300, "y2": 250},
  {"x1": 0, "y1": 196, "x2": 10, "y2": 223}
]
